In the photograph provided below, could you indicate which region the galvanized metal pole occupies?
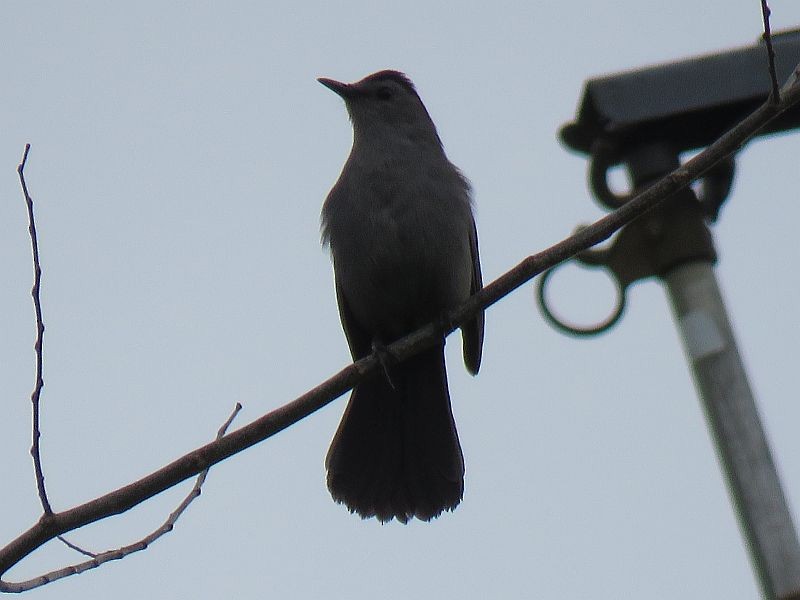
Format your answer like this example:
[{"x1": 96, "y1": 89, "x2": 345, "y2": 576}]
[{"x1": 664, "y1": 260, "x2": 800, "y2": 600}]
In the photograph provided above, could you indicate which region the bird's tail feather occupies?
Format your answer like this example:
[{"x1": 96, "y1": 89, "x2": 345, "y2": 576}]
[{"x1": 325, "y1": 342, "x2": 464, "y2": 523}]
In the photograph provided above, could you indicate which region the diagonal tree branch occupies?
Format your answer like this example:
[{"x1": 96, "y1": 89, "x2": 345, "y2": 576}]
[{"x1": 2, "y1": 64, "x2": 798, "y2": 588}]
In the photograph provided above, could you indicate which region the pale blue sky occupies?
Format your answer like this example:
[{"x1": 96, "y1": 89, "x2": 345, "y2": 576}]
[{"x1": 2, "y1": 2, "x2": 800, "y2": 598}]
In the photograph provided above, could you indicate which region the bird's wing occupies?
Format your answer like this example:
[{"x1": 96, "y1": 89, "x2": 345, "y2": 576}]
[
  {"x1": 335, "y1": 277, "x2": 373, "y2": 361},
  {"x1": 461, "y1": 218, "x2": 484, "y2": 375}
]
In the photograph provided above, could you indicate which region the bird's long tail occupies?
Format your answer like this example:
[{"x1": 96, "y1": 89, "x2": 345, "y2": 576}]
[{"x1": 325, "y1": 342, "x2": 464, "y2": 523}]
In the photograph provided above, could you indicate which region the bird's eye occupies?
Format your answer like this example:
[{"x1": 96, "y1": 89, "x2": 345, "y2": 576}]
[{"x1": 375, "y1": 86, "x2": 393, "y2": 101}]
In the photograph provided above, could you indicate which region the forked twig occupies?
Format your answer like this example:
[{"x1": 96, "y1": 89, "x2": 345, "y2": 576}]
[{"x1": 3, "y1": 403, "x2": 242, "y2": 592}]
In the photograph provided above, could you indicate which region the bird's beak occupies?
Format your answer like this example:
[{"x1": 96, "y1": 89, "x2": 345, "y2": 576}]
[{"x1": 318, "y1": 77, "x2": 356, "y2": 99}]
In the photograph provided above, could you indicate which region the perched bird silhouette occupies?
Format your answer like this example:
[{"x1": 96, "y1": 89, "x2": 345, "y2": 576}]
[{"x1": 320, "y1": 70, "x2": 483, "y2": 523}]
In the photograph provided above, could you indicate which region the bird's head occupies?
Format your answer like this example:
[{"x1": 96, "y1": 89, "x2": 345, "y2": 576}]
[{"x1": 318, "y1": 70, "x2": 442, "y2": 149}]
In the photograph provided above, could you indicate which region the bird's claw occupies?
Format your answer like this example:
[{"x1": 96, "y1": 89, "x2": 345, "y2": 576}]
[{"x1": 371, "y1": 340, "x2": 398, "y2": 391}]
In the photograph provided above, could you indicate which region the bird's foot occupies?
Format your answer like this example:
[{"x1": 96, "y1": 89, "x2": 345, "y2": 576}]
[{"x1": 371, "y1": 340, "x2": 398, "y2": 391}]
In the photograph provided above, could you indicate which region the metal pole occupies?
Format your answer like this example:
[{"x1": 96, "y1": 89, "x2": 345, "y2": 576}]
[{"x1": 664, "y1": 260, "x2": 800, "y2": 600}]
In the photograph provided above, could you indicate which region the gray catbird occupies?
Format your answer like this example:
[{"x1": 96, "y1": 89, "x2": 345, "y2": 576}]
[{"x1": 319, "y1": 70, "x2": 484, "y2": 523}]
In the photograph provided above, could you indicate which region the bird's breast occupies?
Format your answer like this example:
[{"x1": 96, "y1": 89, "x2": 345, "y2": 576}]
[{"x1": 326, "y1": 169, "x2": 474, "y2": 339}]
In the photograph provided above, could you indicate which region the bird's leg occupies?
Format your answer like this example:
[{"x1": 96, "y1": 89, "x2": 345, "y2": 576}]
[
  {"x1": 435, "y1": 311, "x2": 457, "y2": 336},
  {"x1": 371, "y1": 339, "x2": 398, "y2": 391}
]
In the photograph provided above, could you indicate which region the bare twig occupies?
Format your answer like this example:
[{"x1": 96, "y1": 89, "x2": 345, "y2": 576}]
[
  {"x1": 2, "y1": 64, "x2": 800, "y2": 593},
  {"x1": 17, "y1": 144, "x2": 53, "y2": 516},
  {"x1": 55, "y1": 536, "x2": 96, "y2": 558},
  {"x1": 3, "y1": 403, "x2": 242, "y2": 593},
  {"x1": 760, "y1": 0, "x2": 780, "y2": 101},
  {"x1": 19, "y1": 146, "x2": 96, "y2": 560}
]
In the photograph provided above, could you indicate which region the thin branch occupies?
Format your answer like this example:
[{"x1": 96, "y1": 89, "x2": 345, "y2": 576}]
[
  {"x1": 2, "y1": 62, "x2": 800, "y2": 592},
  {"x1": 55, "y1": 536, "x2": 96, "y2": 558},
  {"x1": 2, "y1": 403, "x2": 242, "y2": 593},
  {"x1": 19, "y1": 146, "x2": 89, "y2": 559},
  {"x1": 17, "y1": 144, "x2": 53, "y2": 516},
  {"x1": 760, "y1": 0, "x2": 780, "y2": 101}
]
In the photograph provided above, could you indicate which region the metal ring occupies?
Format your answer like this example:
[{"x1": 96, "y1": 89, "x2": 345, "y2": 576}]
[{"x1": 536, "y1": 262, "x2": 626, "y2": 336}]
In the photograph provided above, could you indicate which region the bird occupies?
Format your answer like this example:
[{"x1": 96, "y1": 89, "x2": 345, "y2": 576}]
[{"x1": 319, "y1": 70, "x2": 483, "y2": 523}]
